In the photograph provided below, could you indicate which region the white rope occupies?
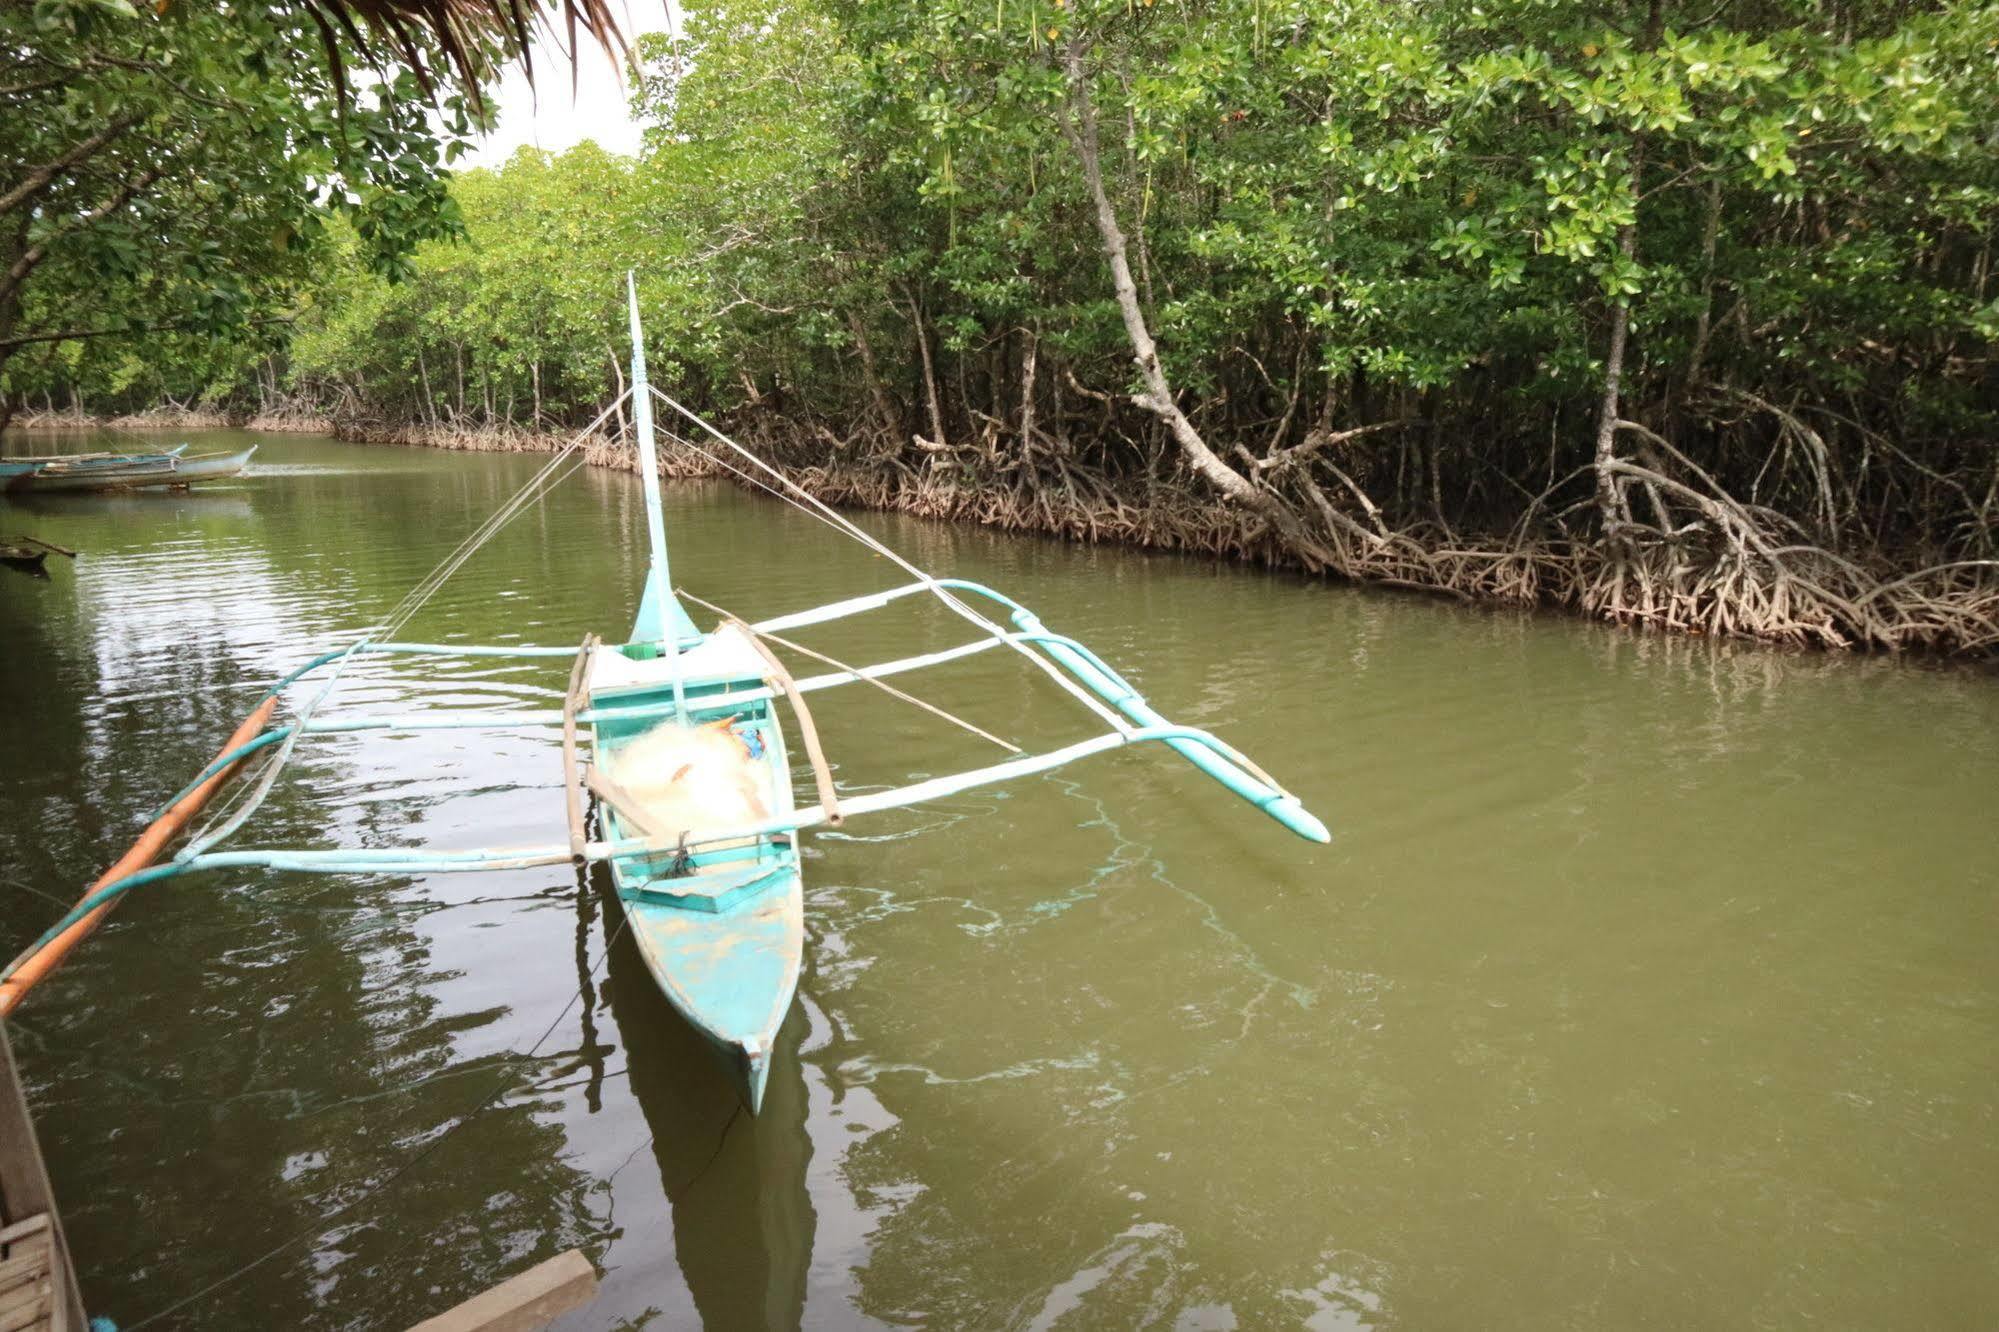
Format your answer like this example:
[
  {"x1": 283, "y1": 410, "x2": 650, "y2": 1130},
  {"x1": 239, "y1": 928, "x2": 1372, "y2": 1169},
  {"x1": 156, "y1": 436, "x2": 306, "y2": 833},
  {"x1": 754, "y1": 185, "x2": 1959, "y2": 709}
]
[
  {"x1": 677, "y1": 587, "x2": 1022, "y2": 754},
  {"x1": 178, "y1": 395, "x2": 629, "y2": 861},
  {"x1": 648, "y1": 388, "x2": 1134, "y2": 737},
  {"x1": 374, "y1": 410, "x2": 615, "y2": 640}
]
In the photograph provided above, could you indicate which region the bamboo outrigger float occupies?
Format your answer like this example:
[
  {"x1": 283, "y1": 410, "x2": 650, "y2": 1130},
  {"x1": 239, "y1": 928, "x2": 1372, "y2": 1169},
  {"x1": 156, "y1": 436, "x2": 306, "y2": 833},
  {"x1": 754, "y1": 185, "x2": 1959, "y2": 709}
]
[{"x1": 0, "y1": 277, "x2": 1328, "y2": 1111}]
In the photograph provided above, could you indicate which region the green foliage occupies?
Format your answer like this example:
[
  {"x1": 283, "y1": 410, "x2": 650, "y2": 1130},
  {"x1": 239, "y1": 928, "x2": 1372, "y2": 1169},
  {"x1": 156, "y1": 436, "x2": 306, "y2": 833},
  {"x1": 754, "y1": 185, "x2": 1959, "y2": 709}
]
[
  {"x1": 63, "y1": 0, "x2": 1999, "y2": 552},
  {"x1": 0, "y1": 0, "x2": 479, "y2": 410}
]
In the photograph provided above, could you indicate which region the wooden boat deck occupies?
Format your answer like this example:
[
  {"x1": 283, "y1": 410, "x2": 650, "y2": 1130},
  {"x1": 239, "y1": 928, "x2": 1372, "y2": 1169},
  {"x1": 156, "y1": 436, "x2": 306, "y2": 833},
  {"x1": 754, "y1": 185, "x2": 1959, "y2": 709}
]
[
  {"x1": 0, "y1": 1214, "x2": 63, "y2": 1332},
  {"x1": 1, "y1": 1027, "x2": 82, "y2": 1332}
]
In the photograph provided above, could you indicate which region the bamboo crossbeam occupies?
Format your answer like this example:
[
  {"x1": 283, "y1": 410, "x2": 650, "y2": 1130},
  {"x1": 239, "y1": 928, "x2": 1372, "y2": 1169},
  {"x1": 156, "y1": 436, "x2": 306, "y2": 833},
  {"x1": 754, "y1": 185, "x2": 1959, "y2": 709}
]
[
  {"x1": 253, "y1": 602, "x2": 1319, "y2": 840},
  {"x1": 752, "y1": 580, "x2": 951, "y2": 634},
  {"x1": 256, "y1": 581, "x2": 1322, "y2": 842},
  {"x1": 3, "y1": 705, "x2": 1333, "y2": 955},
  {"x1": 10, "y1": 718, "x2": 1324, "y2": 952},
  {"x1": 299, "y1": 712, "x2": 563, "y2": 733},
  {"x1": 682, "y1": 589, "x2": 1020, "y2": 754},
  {"x1": 275, "y1": 637, "x2": 1019, "y2": 735},
  {"x1": 753, "y1": 576, "x2": 1305, "y2": 813},
  {"x1": 267, "y1": 640, "x2": 620, "y2": 698},
  {"x1": 560, "y1": 636, "x2": 597, "y2": 863}
]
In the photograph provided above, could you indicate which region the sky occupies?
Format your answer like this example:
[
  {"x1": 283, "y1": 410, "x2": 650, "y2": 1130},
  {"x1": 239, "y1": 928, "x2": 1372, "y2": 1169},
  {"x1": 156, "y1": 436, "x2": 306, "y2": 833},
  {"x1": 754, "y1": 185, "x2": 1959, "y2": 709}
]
[{"x1": 459, "y1": 19, "x2": 675, "y2": 170}]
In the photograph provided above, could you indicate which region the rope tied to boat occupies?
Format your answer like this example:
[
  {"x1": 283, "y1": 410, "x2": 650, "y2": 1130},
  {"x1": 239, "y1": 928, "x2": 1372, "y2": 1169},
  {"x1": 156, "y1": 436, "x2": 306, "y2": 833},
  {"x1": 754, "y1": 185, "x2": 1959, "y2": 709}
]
[
  {"x1": 647, "y1": 387, "x2": 1137, "y2": 739},
  {"x1": 677, "y1": 588, "x2": 1020, "y2": 756}
]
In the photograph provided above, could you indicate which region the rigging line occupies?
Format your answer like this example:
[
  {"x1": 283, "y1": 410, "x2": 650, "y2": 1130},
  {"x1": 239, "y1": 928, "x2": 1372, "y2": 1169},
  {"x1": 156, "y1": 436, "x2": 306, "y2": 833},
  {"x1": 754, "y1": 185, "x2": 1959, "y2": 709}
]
[
  {"x1": 369, "y1": 394, "x2": 625, "y2": 636},
  {"x1": 655, "y1": 424, "x2": 862, "y2": 546},
  {"x1": 375, "y1": 452, "x2": 579, "y2": 633},
  {"x1": 182, "y1": 398, "x2": 626, "y2": 862},
  {"x1": 184, "y1": 457, "x2": 591, "y2": 861},
  {"x1": 677, "y1": 588, "x2": 1021, "y2": 754},
  {"x1": 376, "y1": 452, "x2": 594, "y2": 646},
  {"x1": 645, "y1": 391, "x2": 1132, "y2": 736},
  {"x1": 129, "y1": 904, "x2": 637, "y2": 1330},
  {"x1": 375, "y1": 440, "x2": 601, "y2": 639},
  {"x1": 655, "y1": 416, "x2": 1124, "y2": 736}
]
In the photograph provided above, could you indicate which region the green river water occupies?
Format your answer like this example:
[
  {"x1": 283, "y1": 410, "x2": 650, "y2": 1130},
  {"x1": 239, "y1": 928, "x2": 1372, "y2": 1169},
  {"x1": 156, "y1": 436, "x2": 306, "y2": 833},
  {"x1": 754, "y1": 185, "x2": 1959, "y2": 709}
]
[{"x1": 1, "y1": 428, "x2": 1995, "y2": 1330}]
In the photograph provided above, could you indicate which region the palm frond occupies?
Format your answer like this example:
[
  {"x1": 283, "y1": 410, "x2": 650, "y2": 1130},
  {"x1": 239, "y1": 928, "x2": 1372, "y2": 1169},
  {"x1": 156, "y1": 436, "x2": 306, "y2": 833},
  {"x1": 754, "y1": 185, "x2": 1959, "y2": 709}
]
[{"x1": 300, "y1": 0, "x2": 632, "y2": 108}]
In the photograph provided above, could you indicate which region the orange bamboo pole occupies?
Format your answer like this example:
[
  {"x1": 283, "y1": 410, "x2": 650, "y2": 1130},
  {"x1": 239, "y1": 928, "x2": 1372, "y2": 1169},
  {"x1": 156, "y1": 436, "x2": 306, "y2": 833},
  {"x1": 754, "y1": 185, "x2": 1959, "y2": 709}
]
[{"x1": 0, "y1": 695, "x2": 280, "y2": 1018}]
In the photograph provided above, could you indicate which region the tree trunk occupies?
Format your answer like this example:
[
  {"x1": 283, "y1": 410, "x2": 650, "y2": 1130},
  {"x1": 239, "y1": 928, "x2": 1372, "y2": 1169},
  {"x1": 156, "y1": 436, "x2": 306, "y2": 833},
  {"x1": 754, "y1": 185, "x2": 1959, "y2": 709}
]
[
  {"x1": 606, "y1": 342, "x2": 629, "y2": 443},
  {"x1": 417, "y1": 346, "x2": 436, "y2": 425},
  {"x1": 1019, "y1": 325, "x2": 1040, "y2": 449},
  {"x1": 1592, "y1": 147, "x2": 1653, "y2": 533},
  {"x1": 1685, "y1": 176, "x2": 1722, "y2": 389},
  {"x1": 1592, "y1": 260, "x2": 1636, "y2": 533},
  {"x1": 1594, "y1": 0, "x2": 1666, "y2": 533},
  {"x1": 846, "y1": 311, "x2": 897, "y2": 430},
  {"x1": 1059, "y1": 33, "x2": 1325, "y2": 565},
  {"x1": 903, "y1": 286, "x2": 949, "y2": 450}
]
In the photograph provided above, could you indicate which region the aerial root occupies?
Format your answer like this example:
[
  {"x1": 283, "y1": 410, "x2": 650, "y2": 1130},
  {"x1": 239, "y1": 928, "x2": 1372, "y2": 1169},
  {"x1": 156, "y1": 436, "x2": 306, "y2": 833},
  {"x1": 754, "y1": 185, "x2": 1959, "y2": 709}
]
[{"x1": 313, "y1": 413, "x2": 1999, "y2": 657}]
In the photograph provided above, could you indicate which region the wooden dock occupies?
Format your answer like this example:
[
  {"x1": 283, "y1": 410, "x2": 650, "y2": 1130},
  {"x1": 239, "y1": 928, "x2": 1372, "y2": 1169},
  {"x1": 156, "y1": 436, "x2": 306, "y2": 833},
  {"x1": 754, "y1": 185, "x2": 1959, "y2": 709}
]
[
  {"x1": 6, "y1": 1018, "x2": 593, "y2": 1331},
  {"x1": 0, "y1": 1025, "x2": 85, "y2": 1332}
]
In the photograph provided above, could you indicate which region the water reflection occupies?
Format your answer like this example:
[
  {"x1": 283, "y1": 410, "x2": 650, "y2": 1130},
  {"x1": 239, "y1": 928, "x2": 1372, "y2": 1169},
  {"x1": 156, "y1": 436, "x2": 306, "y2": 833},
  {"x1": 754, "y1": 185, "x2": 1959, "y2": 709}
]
[{"x1": 601, "y1": 863, "x2": 814, "y2": 1332}]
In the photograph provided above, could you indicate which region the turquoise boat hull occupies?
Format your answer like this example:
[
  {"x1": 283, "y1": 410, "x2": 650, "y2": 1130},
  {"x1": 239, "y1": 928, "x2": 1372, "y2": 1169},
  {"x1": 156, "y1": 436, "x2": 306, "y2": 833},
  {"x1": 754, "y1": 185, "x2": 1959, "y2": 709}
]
[{"x1": 587, "y1": 621, "x2": 804, "y2": 1113}]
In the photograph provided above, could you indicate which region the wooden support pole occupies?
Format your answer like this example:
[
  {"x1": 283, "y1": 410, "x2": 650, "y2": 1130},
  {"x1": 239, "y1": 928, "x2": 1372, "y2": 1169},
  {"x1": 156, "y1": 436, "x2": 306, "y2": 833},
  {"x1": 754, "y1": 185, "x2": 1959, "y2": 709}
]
[
  {"x1": 0, "y1": 1025, "x2": 86, "y2": 1331},
  {"x1": 583, "y1": 768, "x2": 671, "y2": 842},
  {"x1": 722, "y1": 620, "x2": 844, "y2": 827},
  {"x1": 560, "y1": 635, "x2": 599, "y2": 865},
  {"x1": 404, "y1": 1250, "x2": 597, "y2": 1332}
]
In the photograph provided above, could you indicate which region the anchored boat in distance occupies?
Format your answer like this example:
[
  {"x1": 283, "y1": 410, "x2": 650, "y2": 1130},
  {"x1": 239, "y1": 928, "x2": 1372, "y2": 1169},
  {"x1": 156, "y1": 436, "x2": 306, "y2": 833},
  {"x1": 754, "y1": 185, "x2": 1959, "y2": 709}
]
[{"x1": 1, "y1": 444, "x2": 257, "y2": 494}]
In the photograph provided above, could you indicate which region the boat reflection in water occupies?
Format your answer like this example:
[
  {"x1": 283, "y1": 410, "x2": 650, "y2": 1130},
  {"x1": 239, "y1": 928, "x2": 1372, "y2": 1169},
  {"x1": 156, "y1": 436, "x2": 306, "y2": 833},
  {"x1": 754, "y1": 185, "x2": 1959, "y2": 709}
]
[{"x1": 597, "y1": 870, "x2": 816, "y2": 1330}]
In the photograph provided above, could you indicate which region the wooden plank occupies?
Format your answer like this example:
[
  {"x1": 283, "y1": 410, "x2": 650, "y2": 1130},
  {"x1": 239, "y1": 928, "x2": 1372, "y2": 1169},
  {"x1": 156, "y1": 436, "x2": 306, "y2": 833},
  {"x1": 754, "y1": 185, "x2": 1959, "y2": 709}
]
[
  {"x1": 0, "y1": 1268, "x2": 46, "y2": 1315},
  {"x1": 0, "y1": 1274, "x2": 49, "y2": 1324},
  {"x1": 404, "y1": 1250, "x2": 597, "y2": 1332},
  {"x1": 0, "y1": 1217, "x2": 48, "y2": 1248},
  {"x1": 0, "y1": 1228, "x2": 51, "y2": 1294}
]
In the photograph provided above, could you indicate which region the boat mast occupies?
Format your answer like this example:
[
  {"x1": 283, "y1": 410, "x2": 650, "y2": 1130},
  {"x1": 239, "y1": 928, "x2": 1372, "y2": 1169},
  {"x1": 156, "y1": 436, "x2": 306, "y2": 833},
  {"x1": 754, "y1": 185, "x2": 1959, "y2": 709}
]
[{"x1": 626, "y1": 271, "x2": 676, "y2": 646}]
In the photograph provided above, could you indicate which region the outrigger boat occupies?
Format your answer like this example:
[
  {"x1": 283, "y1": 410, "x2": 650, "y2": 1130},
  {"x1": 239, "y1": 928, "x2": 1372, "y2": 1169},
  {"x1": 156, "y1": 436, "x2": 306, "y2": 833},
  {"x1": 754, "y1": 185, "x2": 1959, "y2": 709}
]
[
  {"x1": 0, "y1": 534, "x2": 77, "y2": 574},
  {"x1": 12, "y1": 445, "x2": 256, "y2": 493},
  {"x1": 0, "y1": 279, "x2": 1328, "y2": 1111},
  {"x1": 0, "y1": 444, "x2": 188, "y2": 492}
]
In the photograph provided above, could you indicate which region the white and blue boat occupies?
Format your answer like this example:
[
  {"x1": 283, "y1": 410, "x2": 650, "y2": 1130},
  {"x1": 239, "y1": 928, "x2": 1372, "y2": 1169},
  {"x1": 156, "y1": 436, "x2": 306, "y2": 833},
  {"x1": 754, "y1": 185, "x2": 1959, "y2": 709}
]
[
  {"x1": 0, "y1": 444, "x2": 189, "y2": 491},
  {"x1": 13, "y1": 445, "x2": 254, "y2": 493}
]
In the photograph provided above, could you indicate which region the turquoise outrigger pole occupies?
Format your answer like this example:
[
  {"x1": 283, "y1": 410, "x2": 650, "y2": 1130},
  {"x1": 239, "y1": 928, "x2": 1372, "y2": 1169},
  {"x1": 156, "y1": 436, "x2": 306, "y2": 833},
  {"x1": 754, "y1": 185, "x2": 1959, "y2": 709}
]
[{"x1": 0, "y1": 274, "x2": 1330, "y2": 1114}]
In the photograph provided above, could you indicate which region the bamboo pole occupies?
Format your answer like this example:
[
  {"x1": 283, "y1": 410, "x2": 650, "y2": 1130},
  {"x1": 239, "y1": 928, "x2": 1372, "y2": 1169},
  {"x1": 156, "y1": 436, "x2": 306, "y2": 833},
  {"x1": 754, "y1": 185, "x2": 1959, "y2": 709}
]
[
  {"x1": 560, "y1": 636, "x2": 597, "y2": 865},
  {"x1": 724, "y1": 621, "x2": 843, "y2": 827},
  {"x1": 0, "y1": 696, "x2": 280, "y2": 1018}
]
